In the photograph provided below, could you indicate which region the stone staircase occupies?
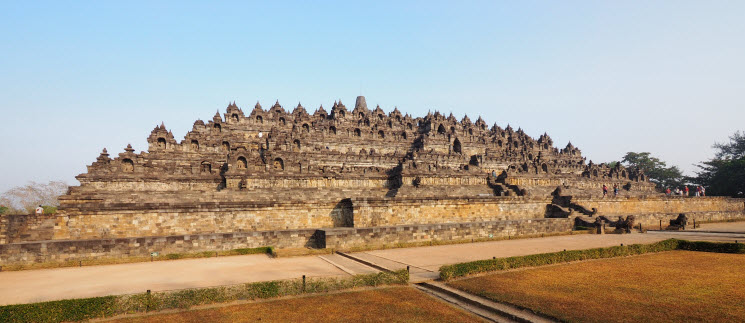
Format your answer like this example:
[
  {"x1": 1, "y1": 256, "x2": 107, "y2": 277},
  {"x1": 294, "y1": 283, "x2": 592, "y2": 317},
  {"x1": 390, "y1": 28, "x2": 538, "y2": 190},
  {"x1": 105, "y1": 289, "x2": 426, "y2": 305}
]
[{"x1": 487, "y1": 176, "x2": 522, "y2": 196}]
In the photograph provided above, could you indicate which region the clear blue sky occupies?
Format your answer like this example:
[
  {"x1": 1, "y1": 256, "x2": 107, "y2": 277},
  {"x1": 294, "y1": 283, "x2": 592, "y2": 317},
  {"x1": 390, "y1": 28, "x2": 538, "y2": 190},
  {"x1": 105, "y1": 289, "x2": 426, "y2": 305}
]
[{"x1": 1, "y1": 1, "x2": 744, "y2": 192}]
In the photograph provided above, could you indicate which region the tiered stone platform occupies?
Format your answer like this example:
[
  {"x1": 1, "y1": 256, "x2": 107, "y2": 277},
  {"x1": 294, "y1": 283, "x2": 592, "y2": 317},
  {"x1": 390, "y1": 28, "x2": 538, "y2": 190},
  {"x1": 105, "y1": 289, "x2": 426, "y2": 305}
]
[{"x1": 1, "y1": 96, "x2": 743, "y2": 266}]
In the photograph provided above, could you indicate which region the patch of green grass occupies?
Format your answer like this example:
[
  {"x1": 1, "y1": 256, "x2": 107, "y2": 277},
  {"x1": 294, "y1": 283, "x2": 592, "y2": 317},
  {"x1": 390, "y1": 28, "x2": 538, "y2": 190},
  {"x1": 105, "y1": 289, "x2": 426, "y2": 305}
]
[{"x1": 0, "y1": 296, "x2": 118, "y2": 323}]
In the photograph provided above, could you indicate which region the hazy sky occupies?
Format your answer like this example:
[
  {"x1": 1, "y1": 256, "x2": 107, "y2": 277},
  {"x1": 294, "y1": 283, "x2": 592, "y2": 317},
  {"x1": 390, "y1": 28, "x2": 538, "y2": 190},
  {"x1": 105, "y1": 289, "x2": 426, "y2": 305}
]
[{"x1": 1, "y1": 1, "x2": 744, "y2": 192}]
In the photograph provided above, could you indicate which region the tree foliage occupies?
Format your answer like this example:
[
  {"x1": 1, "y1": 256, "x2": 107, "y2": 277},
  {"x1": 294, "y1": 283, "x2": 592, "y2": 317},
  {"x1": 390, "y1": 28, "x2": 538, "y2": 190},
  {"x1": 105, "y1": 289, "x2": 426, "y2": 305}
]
[
  {"x1": 692, "y1": 131, "x2": 745, "y2": 197},
  {"x1": 0, "y1": 181, "x2": 68, "y2": 214},
  {"x1": 621, "y1": 152, "x2": 684, "y2": 189}
]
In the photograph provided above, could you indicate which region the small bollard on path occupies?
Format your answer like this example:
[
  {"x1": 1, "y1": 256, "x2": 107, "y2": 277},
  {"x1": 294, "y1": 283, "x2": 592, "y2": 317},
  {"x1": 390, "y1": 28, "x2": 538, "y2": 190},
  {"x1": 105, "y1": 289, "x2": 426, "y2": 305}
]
[
  {"x1": 146, "y1": 290, "x2": 151, "y2": 312},
  {"x1": 302, "y1": 275, "x2": 306, "y2": 292}
]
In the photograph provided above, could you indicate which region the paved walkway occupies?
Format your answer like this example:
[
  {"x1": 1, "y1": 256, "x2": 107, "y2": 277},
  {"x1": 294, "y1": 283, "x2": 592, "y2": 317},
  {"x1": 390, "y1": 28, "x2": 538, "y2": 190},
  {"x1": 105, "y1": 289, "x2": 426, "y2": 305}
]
[
  {"x1": 1, "y1": 221, "x2": 742, "y2": 305},
  {"x1": 0, "y1": 254, "x2": 348, "y2": 306},
  {"x1": 691, "y1": 221, "x2": 745, "y2": 233}
]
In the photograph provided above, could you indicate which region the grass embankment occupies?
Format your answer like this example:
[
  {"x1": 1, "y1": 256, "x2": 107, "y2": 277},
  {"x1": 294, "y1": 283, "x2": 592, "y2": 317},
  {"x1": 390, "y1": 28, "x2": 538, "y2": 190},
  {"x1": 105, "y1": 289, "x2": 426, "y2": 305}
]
[
  {"x1": 111, "y1": 286, "x2": 481, "y2": 323},
  {"x1": 449, "y1": 251, "x2": 745, "y2": 322},
  {"x1": 0, "y1": 270, "x2": 409, "y2": 323},
  {"x1": 440, "y1": 238, "x2": 745, "y2": 280},
  {"x1": 2, "y1": 246, "x2": 275, "y2": 271}
]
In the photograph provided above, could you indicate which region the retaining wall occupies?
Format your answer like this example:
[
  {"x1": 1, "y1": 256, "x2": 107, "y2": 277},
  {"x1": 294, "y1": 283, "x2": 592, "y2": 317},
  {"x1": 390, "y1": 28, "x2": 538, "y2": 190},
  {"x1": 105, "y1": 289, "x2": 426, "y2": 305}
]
[
  {"x1": 0, "y1": 229, "x2": 319, "y2": 266},
  {"x1": 320, "y1": 218, "x2": 573, "y2": 249}
]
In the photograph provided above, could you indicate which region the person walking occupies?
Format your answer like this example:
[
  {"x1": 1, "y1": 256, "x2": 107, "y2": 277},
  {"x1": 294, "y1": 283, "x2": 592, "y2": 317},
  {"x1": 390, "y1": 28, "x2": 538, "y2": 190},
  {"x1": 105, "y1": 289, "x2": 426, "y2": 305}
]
[
  {"x1": 665, "y1": 187, "x2": 671, "y2": 196},
  {"x1": 684, "y1": 186, "x2": 689, "y2": 196},
  {"x1": 602, "y1": 184, "x2": 608, "y2": 198},
  {"x1": 613, "y1": 184, "x2": 619, "y2": 197},
  {"x1": 35, "y1": 205, "x2": 44, "y2": 215},
  {"x1": 701, "y1": 186, "x2": 706, "y2": 196},
  {"x1": 695, "y1": 186, "x2": 701, "y2": 197}
]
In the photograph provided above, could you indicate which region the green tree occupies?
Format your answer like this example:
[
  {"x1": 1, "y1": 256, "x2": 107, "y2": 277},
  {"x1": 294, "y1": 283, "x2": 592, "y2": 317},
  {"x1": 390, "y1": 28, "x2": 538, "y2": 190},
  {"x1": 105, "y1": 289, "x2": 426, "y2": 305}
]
[
  {"x1": 691, "y1": 131, "x2": 745, "y2": 197},
  {"x1": 621, "y1": 152, "x2": 684, "y2": 189}
]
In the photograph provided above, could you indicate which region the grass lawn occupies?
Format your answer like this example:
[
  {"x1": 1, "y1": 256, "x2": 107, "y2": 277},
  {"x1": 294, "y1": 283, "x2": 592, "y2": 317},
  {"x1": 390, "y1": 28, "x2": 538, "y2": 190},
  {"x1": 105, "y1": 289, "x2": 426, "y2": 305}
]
[
  {"x1": 448, "y1": 250, "x2": 745, "y2": 322},
  {"x1": 110, "y1": 286, "x2": 482, "y2": 323}
]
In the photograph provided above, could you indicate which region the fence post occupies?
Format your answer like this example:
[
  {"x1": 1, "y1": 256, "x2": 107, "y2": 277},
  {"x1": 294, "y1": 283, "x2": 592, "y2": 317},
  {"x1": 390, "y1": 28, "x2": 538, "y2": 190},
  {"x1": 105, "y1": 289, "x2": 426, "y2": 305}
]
[
  {"x1": 146, "y1": 289, "x2": 151, "y2": 312},
  {"x1": 302, "y1": 275, "x2": 306, "y2": 292}
]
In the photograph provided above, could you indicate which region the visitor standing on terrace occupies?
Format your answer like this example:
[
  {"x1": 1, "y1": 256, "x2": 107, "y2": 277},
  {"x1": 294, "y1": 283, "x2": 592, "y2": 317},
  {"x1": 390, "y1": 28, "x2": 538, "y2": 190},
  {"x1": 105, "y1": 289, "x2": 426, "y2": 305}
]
[{"x1": 603, "y1": 184, "x2": 608, "y2": 198}]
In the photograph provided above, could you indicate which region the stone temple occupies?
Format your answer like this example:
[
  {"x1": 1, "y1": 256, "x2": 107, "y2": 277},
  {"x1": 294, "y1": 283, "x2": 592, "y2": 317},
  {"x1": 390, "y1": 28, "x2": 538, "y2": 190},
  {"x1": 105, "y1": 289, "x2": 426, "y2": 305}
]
[{"x1": 1, "y1": 96, "x2": 744, "y2": 265}]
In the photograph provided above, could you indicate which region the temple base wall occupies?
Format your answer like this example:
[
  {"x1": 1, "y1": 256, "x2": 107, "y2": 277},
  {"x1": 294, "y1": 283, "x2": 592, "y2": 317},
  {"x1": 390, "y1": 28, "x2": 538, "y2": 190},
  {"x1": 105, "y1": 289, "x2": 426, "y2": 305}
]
[
  {"x1": 53, "y1": 197, "x2": 554, "y2": 240},
  {"x1": 354, "y1": 197, "x2": 551, "y2": 227},
  {"x1": 320, "y1": 218, "x2": 573, "y2": 250},
  {"x1": 0, "y1": 214, "x2": 56, "y2": 244},
  {"x1": 609, "y1": 211, "x2": 745, "y2": 228},
  {"x1": 3, "y1": 197, "x2": 744, "y2": 242},
  {"x1": 0, "y1": 229, "x2": 319, "y2": 267},
  {"x1": 0, "y1": 218, "x2": 572, "y2": 267},
  {"x1": 573, "y1": 196, "x2": 745, "y2": 216}
]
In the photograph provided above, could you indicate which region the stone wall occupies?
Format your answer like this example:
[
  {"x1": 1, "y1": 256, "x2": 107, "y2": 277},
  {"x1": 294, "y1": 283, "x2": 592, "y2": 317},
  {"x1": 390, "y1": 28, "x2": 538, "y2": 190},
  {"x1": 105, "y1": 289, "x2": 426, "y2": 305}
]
[
  {"x1": 0, "y1": 214, "x2": 56, "y2": 244},
  {"x1": 53, "y1": 197, "x2": 552, "y2": 240},
  {"x1": 56, "y1": 201, "x2": 345, "y2": 240},
  {"x1": 574, "y1": 196, "x2": 745, "y2": 216},
  {"x1": 0, "y1": 218, "x2": 572, "y2": 267},
  {"x1": 354, "y1": 197, "x2": 551, "y2": 227},
  {"x1": 9, "y1": 196, "x2": 745, "y2": 242},
  {"x1": 623, "y1": 210, "x2": 745, "y2": 228},
  {"x1": 0, "y1": 229, "x2": 319, "y2": 267},
  {"x1": 321, "y1": 218, "x2": 574, "y2": 249}
]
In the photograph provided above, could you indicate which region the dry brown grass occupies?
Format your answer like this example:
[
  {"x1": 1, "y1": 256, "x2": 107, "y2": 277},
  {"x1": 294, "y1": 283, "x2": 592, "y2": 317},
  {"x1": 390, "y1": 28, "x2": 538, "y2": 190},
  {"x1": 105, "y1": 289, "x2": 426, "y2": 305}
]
[
  {"x1": 449, "y1": 250, "x2": 745, "y2": 322},
  {"x1": 109, "y1": 286, "x2": 482, "y2": 323}
]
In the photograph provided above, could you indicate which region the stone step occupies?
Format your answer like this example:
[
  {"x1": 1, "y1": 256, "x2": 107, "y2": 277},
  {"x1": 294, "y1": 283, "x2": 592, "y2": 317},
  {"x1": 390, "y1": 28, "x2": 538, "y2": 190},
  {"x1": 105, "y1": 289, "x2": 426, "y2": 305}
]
[{"x1": 416, "y1": 281, "x2": 557, "y2": 323}]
